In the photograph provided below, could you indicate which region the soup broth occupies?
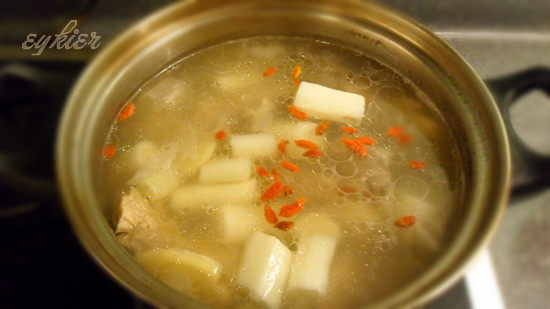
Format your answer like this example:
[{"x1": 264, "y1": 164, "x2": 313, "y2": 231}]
[{"x1": 103, "y1": 36, "x2": 463, "y2": 308}]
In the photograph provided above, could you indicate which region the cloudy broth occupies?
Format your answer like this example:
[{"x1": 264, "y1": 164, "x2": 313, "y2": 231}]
[{"x1": 102, "y1": 36, "x2": 463, "y2": 308}]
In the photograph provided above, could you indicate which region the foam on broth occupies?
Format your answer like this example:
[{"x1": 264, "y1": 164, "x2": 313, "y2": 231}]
[{"x1": 102, "y1": 36, "x2": 464, "y2": 308}]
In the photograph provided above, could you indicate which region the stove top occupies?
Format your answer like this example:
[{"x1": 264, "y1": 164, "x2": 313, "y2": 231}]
[
  {"x1": 0, "y1": 61, "x2": 140, "y2": 307},
  {"x1": 1, "y1": 0, "x2": 549, "y2": 308}
]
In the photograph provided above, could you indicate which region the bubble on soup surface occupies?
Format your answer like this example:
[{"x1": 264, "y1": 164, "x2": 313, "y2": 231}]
[
  {"x1": 311, "y1": 163, "x2": 323, "y2": 175},
  {"x1": 364, "y1": 102, "x2": 394, "y2": 134},
  {"x1": 374, "y1": 86, "x2": 405, "y2": 109},
  {"x1": 336, "y1": 201, "x2": 390, "y2": 227},
  {"x1": 322, "y1": 167, "x2": 334, "y2": 179},
  {"x1": 318, "y1": 176, "x2": 337, "y2": 192},
  {"x1": 367, "y1": 146, "x2": 394, "y2": 168},
  {"x1": 352, "y1": 75, "x2": 372, "y2": 89},
  {"x1": 393, "y1": 175, "x2": 430, "y2": 201},
  {"x1": 326, "y1": 142, "x2": 352, "y2": 161},
  {"x1": 343, "y1": 194, "x2": 361, "y2": 203},
  {"x1": 323, "y1": 128, "x2": 340, "y2": 143},
  {"x1": 364, "y1": 169, "x2": 393, "y2": 197},
  {"x1": 427, "y1": 164, "x2": 449, "y2": 184}
]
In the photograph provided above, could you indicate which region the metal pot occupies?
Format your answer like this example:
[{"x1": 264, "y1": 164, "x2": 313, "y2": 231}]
[{"x1": 56, "y1": 0, "x2": 546, "y2": 307}]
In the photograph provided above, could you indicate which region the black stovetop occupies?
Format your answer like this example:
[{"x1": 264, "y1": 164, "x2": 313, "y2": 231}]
[{"x1": 0, "y1": 61, "x2": 140, "y2": 308}]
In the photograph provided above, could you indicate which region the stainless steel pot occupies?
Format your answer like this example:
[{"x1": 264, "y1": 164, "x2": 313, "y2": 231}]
[{"x1": 56, "y1": 0, "x2": 517, "y2": 307}]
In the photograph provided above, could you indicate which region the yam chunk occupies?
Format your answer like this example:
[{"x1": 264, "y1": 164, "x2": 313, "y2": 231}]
[
  {"x1": 217, "y1": 204, "x2": 263, "y2": 244},
  {"x1": 216, "y1": 71, "x2": 262, "y2": 93},
  {"x1": 199, "y1": 158, "x2": 251, "y2": 184},
  {"x1": 293, "y1": 81, "x2": 365, "y2": 123},
  {"x1": 287, "y1": 235, "x2": 337, "y2": 295},
  {"x1": 136, "y1": 248, "x2": 222, "y2": 293},
  {"x1": 249, "y1": 97, "x2": 275, "y2": 133},
  {"x1": 128, "y1": 140, "x2": 157, "y2": 170},
  {"x1": 270, "y1": 121, "x2": 325, "y2": 158},
  {"x1": 126, "y1": 142, "x2": 178, "y2": 187},
  {"x1": 136, "y1": 169, "x2": 180, "y2": 200},
  {"x1": 139, "y1": 76, "x2": 186, "y2": 109},
  {"x1": 172, "y1": 139, "x2": 217, "y2": 176},
  {"x1": 231, "y1": 134, "x2": 277, "y2": 158},
  {"x1": 170, "y1": 180, "x2": 257, "y2": 212},
  {"x1": 294, "y1": 213, "x2": 341, "y2": 240},
  {"x1": 394, "y1": 194, "x2": 439, "y2": 219},
  {"x1": 336, "y1": 201, "x2": 391, "y2": 226},
  {"x1": 393, "y1": 195, "x2": 446, "y2": 259},
  {"x1": 237, "y1": 232, "x2": 292, "y2": 308}
]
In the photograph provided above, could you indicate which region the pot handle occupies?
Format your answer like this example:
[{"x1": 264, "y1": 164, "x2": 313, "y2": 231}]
[{"x1": 485, "y1": 67, "x2": 550, "y2": 196}]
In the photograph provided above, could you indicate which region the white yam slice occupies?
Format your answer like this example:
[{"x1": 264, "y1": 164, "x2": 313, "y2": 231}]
[
  {"x1": 393, "y1": 195, "x2": 447, "y2": 258},
  {"x1": 128, "y1": 140, "x2": 157, "y2": 170},
  {"x1": 216, "y1": 71, "x2": 262, "y2": 93},
  {"x1": 293, "y1": 81, "x2": 365, "y2": 123},
  {"x1": 237, "y1": 232, "x2": 292, "y2": 308},
  {"x1": 231, "y1": 133, "x2": 277, "y2": 158},
  {"x1": 217, "y1": 204, "x2": 263, "y2": 244},
  {"x1": 172, "y1": 139, "x2": 217, "y2": 176},
  {"x1": 199, "y1": 158, "x2": 251, "y2": 184},
  {"x1": 139, "y1": 76, "x2": 186, "y2": 109},
  {"x1": 248, "y1": 43, "x2": 285, "y2": 59},
  {"x1": 170, "y1": 180, "x2": 257, "y2": 212},
  {"x1": 217, "y1": 71, "x2": 247, "y2": 92},
  {"x1": 136, "y1": 169, "x2": 180, "y2": 201},
  {"x1": 394, "y1": 194, "x2": 439, "y2": 219},
  {"x1": 135, "y1": 248, "x2": 222, "y2": 292},
  {"x1": 138, "y1": 142, "x2": 177, "y2": 172},
  {"x1": 249, "y1": 97, "x2": 275, "y2": 133},
  {"x1": 127, "y1": 142, "x2": 178, "y2": 187},
  {"x1": 270, "y1": 121, "x2": 325, "y2": 158},
  {"x1": 287, "y1": 235, "x2": 337, "y2": 295},
  {"x1": 335, "y1": 201, "x2": 391, "y2": 226},
  {"x1": 294, "y1": 213, "x2": 341, "y2": 240}
]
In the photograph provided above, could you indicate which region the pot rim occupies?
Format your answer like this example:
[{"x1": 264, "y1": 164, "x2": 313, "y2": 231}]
[{"x1": 56, "y1": 0, "x2": 511, "y2": 308}]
